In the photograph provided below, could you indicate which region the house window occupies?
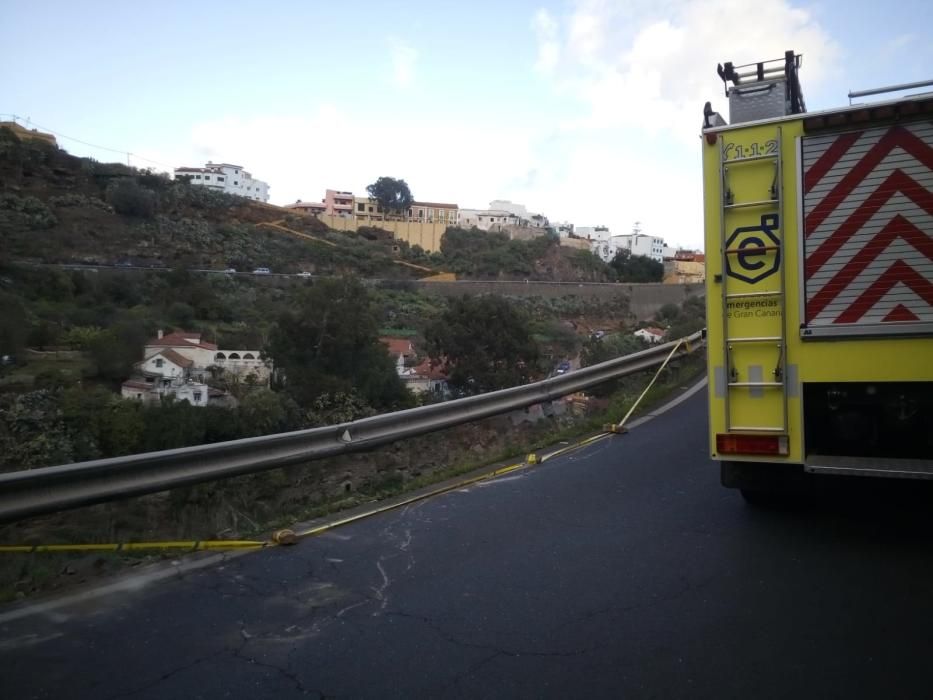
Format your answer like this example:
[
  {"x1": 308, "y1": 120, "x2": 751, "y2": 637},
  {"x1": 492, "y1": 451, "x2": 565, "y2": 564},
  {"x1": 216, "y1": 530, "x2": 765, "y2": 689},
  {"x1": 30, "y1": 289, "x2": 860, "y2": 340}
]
[
  {"x1": 155, "y1": 359, "x2": 164, "y2": 368},
  {"x1": 357, "y1": 203, "x2": 365, "y2": 212},
  {"x1": 195, "y1": 175, "x2": 201, "y2": 179},
  {"x1": 235, "y1": 170, "x2": 239, "y2": 174},
  {"x1": 204, "y1": 175, "x2": 211, "y2": 181},
  {"x1": 218, "y1": 177, "x2": 224, "y2": 182},
  {"x1": 193, "y1": 391, "x2": 202, "y2": 402}
]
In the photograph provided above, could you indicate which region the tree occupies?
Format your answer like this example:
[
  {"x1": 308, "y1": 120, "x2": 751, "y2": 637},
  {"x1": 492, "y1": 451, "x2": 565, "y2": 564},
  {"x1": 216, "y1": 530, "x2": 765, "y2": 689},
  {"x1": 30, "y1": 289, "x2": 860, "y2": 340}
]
[
  {"x1": 609, "y1": 249, "x2": 663, "y2": 283},
  {"x1": 425, "y1": 295, "x2": 539, "y2": 395},
  {"x1": 266, "y1": 277, "x2": 412, "y2": 412},
  {"x1": 238, "y1": 389, "x2": 291, "y2": 437},
  {"x1": 0, "y1": 291, "x2": 29, "y2": 360},
  {"x1": 581, "y1": 334, "x2": 646, "y2": 368},
  {"x1": 88, "y1": 320, "x2": 150, "y2": 382},
  {"x1": 106, "y1": 178, "x2": 158, "y2": 218},
  {"x1": 366, "y1": 177, "x2": 413, "y2": 216}
]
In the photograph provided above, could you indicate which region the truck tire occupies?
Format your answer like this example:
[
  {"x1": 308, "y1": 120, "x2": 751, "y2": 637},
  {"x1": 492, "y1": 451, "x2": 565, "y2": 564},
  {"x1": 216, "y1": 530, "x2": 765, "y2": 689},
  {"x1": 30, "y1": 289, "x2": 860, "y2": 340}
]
[{"x1": 721, "y1": 461, "x2": 806, "y2": 506}]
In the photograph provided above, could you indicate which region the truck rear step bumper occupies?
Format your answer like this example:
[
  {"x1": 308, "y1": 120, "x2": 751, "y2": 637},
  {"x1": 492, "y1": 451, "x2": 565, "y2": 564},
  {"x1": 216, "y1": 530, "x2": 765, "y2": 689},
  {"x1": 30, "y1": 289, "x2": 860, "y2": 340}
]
[{"x1": 806, "y1": 455, "x2": 933, "y2": 479}]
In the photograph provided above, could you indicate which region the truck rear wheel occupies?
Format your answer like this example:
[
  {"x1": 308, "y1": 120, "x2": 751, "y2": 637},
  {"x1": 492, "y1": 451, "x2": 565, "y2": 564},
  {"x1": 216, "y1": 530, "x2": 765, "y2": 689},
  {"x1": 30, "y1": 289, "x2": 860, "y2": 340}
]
[{"x1": 722, "y1": 461, "x2": 807, "y2": 505}]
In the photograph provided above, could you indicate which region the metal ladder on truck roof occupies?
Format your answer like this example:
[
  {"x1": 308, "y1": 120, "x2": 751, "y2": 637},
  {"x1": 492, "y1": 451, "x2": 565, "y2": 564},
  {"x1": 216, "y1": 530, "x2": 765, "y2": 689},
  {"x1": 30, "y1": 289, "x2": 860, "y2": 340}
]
[{"x1": 718, "y1": 127, "x2": 789, "y2": 434}]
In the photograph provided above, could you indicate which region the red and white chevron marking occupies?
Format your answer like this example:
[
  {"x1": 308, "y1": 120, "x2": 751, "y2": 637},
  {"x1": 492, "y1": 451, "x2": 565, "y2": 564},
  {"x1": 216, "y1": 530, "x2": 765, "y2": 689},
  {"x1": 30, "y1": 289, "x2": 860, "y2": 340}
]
[{"x1": 802, "y1": 122, "x2": 933, "y2": 328}]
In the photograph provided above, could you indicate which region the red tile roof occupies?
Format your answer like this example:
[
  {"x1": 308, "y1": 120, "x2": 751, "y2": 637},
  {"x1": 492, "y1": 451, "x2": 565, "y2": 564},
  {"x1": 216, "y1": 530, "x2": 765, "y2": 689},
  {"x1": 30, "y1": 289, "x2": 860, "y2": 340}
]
[
  {"x1": 147, "y1": 331, "x2": 218, "y2": 351},
  {"x1": 411, "y1": 358, "x2": 447, "y2": 380},
  {"x1": 122, "y1": 380, "x2": 152, "y2": 391},
  {"x1": 159, "y1": 348, "x2": 194, "y2": 368},
  {"x1": 642, "y1": 327, "x2": 666, "y2": 336},
  {"x1": 380, "y1": 337, "x2": 414, "y2": 357}
]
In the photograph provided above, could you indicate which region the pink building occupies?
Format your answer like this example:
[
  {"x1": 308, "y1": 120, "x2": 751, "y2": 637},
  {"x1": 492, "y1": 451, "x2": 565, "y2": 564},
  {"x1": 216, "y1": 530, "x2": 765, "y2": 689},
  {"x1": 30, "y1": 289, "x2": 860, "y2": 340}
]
[
  {"x1": 324, "y1": 189, "x2": 354, "y2": 218},
  {"x1": 285, "y1": 189, "x2": 354, "y2": 218}
]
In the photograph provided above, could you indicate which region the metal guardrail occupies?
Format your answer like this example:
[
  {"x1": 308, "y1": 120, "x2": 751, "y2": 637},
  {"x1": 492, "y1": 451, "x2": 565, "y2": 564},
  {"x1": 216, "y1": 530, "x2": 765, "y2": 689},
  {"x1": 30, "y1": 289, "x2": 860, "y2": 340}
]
[{"x1": 0, "y1": 331, "x2": 705, "y2": 522}]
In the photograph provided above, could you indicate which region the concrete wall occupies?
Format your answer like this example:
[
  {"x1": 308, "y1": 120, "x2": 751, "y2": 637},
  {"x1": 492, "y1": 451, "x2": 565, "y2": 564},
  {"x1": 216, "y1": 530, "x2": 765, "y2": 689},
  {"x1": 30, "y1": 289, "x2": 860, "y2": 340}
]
[
  {"x1": 319, "y1": 214, "x2": 448, "y2": 252},
  {"x1": 409, "y1": 281, "x2": 704, "y2": 321}
]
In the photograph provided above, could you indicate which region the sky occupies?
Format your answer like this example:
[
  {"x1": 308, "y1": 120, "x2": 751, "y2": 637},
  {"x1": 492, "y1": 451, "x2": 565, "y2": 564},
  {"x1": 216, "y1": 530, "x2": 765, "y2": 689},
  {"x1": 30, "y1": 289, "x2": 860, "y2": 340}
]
[{"x1": 2, "y1": 0, "x2": 931, "y2": 250}]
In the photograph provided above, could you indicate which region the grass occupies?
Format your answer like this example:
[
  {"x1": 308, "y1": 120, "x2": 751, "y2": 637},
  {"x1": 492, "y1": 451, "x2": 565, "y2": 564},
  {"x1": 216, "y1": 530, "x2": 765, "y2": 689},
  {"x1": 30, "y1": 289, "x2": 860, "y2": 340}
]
[{"x1": 0, "y1": 353, "x2": 92, "y2": 387}]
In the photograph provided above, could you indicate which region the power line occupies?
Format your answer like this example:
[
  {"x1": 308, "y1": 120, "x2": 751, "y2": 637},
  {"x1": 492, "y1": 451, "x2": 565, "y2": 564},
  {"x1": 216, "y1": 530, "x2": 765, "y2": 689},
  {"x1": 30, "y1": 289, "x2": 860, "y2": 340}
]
[{"x1": 0, "y1": 112, "x2": 175, "y2": 171}]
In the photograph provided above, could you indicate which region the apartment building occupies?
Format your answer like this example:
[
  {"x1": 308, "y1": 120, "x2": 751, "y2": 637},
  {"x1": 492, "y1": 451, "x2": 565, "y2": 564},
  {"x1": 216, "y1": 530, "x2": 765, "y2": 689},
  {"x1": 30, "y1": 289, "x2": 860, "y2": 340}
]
[
  {"x1": 173, "y1": 162, "x2": 269, "y2": 202},
  {"x1": 409, "y1": 201, "x2": 459, "y2": 226}
]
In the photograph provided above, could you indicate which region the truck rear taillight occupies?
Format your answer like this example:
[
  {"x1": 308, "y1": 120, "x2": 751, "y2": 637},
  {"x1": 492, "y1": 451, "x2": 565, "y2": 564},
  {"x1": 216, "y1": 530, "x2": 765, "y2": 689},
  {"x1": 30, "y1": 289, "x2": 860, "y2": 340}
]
[{"x1": 716, "y1": 433, "x2": 789, "y2": 456}]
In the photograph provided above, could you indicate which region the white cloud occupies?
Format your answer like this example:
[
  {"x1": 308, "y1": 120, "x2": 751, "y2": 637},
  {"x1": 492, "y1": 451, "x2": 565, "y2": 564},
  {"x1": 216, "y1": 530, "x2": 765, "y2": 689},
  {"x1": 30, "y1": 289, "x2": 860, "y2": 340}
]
[
  {"x1": 162, "y1": 107, "x2": 540, "y2": 216},
  {"x1": 546, "y1": 0, "x2": 840, "y2": 140},
  {"x1": 532, "y1": 9, "x2": 560, "y2": 73},
  {"x1": 529, "y1": 0, "x2": 841, "y2": 247},
  {"x1": 388, "y1": 37, "x2": 418, "y2": 88}
]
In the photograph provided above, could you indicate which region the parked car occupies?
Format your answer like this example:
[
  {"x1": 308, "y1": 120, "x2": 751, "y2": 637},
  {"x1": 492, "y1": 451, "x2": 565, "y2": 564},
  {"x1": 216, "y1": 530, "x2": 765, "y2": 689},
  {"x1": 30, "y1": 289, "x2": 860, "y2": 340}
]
[
  {"x1": 555, "y1": 360, "x2": 572, "y2": 375},
  {"x1": 252, "y1": 267, "x2": 271, "y2": 275},
  {"x1": 224, "y1": 268, "x2": 237, "y2": 274},
  {"x1": 295, "y1": 271, "x2": 311, "y2": 278}
]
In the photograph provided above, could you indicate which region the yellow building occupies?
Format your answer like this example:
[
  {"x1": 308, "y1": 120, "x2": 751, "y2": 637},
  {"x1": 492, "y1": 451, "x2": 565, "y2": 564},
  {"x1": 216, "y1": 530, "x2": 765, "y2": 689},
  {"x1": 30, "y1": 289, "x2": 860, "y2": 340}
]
[
  {"x1": 663, "y1": 259, "x2": 706, "y2": 284},
  {"x1": 354, "y1": 196, "x2": 385, "y2": 221},
  {"x1": 408, "y1": 201, "x2": 459, "y2": 226}
]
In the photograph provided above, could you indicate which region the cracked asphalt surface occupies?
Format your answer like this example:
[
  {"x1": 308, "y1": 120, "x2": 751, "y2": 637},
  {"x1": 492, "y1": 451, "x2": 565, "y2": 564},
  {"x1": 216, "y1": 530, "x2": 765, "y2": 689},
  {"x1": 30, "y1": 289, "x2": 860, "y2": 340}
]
[{"x1": 3, "y1": 390, "x2": 933, "y2": 698}]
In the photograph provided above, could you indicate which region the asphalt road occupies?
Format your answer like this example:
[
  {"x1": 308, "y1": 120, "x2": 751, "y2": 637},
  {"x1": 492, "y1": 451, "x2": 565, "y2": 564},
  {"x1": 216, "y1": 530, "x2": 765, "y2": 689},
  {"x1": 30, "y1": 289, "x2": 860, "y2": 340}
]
[{"x1": 3, "y1": 390, "x2": 933, "y2": 699}]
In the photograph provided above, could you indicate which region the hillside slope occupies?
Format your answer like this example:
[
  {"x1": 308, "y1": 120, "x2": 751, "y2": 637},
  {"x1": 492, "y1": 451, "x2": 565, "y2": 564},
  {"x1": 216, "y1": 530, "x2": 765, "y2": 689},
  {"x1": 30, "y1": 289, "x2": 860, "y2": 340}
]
[
  {"x1": 0, "y1": 126, "x2": 615, "y2": 282},
  {"x1": 0, "y1": 127, "x2": 417, "y2": 277}
]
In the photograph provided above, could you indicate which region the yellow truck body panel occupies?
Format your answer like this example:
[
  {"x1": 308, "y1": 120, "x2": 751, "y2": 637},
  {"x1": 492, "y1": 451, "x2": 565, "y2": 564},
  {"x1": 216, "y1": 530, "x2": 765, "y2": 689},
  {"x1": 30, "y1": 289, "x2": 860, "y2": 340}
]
[{"x1": 703, "y1": 104, "x2": 933, "y2": 470}]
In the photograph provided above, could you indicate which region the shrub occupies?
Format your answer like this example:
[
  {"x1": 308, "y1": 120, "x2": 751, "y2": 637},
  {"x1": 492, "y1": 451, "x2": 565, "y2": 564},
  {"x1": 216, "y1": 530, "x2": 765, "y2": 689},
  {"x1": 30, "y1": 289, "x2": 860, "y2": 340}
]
[{"x1": 106, "y1": 178, "x2": 158, "y2": 218}]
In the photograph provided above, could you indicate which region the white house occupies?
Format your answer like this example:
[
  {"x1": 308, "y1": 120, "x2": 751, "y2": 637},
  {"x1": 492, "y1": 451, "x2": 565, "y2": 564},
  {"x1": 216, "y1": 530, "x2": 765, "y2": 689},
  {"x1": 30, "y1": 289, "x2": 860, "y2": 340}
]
[
  {"x1": 633, "y1": 327, "x2": 666, "y2": 344},
  {"x1": 380, "y1": 337, "x2": 416, "y2": 375},
  {"x1": 144, "y1": 330, "x2": 270, "y2": 384},
  {"x1": 488, "y1": 200, "x2": 549, "y2": 228},
  {"x1": 553, "y1": 222, "x2": 575, "y2": 238},
  {"x1": 611, "y1": 233, "x2": 666, "y2": 263},
  {"x1": 576, "y1": 226, "x2": 612, "y2": 242},
  {"x1": 400, "y1": 358, "x2": 449, "y2": 396},
  {"x1": 173, "y1": 162, "x2": 269, "y2": 202},
  {"x1": 140, "y1": 348, "x2": 193, "y2": 380},
  {"x1": 458, "y1": 208, "x2": 523, "y2": 231},
  {"x1": 120, "y1": 374, "x2": 212, "y2": 407}
]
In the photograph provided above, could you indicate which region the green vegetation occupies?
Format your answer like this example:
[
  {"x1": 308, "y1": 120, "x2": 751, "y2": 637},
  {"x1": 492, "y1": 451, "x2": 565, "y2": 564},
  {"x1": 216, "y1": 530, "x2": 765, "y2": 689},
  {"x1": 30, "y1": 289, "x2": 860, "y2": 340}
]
[
  {"x1": 0, "y1": 386, "x2": 301, "y2": 471},
  {"x1": 425, "y1": 295, "x2": 539, "y2": 394},
  {"x1": 428, "y1": 227, "x2": 614, "y2": 282},
  {"x1": 266, "y1": 277, "x2": 413, "y2": 414},
  {"x1": 609, "y1": 249, "x2": 664, "y2": 282},
  {"x1": 654, "y1": 296, "x2": 706, "y2": 339}
]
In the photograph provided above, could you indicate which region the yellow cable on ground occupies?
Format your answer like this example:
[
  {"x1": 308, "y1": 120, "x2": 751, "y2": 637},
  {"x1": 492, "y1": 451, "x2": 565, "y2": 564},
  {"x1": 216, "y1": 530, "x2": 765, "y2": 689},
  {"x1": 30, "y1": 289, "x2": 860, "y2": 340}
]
[
  {"x1": 295, "y1": 459, "x2": 527, "y2": 539},
  {"x1": 537, "y1": 339, "x2": 686, "y2": 464},
  {"x1": 613, "y1": 339, "x2": 684, "y2": 432},
  {"x1": 0, "y1": 540, "x2": 267, "y2": 554}
]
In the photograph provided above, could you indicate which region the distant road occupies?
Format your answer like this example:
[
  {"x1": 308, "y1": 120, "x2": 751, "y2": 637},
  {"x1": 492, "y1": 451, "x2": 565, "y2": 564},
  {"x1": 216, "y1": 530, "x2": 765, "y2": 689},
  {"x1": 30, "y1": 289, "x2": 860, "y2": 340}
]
[
  {"x1": 18, "y1": 262, "x2": 704, "y2": 293},
  {"x1": 3, "y1": 390, "x2": 931, "y2": 698}
]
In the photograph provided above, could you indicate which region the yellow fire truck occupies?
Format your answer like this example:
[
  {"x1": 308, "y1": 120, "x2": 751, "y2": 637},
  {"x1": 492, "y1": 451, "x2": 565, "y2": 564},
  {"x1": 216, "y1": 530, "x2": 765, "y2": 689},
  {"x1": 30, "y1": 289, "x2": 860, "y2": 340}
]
[{"x1": 702, "y1": 52, "x2": 933, "y2": 499}]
